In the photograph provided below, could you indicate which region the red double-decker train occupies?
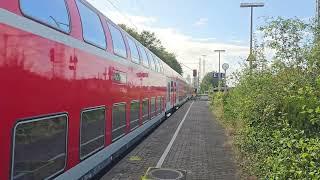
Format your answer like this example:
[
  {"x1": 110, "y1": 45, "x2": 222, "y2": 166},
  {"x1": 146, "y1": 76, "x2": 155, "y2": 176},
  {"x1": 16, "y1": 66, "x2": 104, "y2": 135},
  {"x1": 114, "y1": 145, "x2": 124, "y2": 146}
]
[{"x1": 0, "y1": 0, "x2": 192, "y2": 179}]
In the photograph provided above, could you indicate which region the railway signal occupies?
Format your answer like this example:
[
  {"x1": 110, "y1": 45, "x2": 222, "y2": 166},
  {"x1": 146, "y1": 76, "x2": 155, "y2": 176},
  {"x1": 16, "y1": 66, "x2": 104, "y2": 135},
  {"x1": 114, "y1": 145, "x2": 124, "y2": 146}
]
[{"x1": 193, "y1": 69, "x2": 197, "y2": 77}]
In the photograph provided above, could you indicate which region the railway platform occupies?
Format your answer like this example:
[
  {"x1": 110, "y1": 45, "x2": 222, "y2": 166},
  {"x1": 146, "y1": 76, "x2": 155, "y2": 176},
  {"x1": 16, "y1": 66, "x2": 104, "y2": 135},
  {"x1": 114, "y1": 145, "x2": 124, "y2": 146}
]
[{"x1": 99, "y1": 100, "x2": 238, "y2": 180}]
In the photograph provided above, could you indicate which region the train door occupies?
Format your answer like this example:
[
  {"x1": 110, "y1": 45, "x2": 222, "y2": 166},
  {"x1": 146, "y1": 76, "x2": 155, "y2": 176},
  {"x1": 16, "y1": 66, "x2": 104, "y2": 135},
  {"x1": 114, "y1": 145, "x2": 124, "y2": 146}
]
[
  {"x1": 174, "y1": 81, "x2": 179, "y2": 106},
  {"x1": 170, "y1": 81, "x2": 174, "y2": 107},
  {"x1": 166, "y1": 81, "x2": 171, "y2": 112},
  {"x1": 175, "y1": 81, "x2": 179, "y2": 105}
]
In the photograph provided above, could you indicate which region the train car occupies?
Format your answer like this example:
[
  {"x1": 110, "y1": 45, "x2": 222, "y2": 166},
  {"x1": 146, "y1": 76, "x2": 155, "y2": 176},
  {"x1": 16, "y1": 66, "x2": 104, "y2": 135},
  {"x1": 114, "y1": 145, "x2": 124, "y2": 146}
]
[{"x1": 0, "y1": 0, "x2": 192, "y2": 179}]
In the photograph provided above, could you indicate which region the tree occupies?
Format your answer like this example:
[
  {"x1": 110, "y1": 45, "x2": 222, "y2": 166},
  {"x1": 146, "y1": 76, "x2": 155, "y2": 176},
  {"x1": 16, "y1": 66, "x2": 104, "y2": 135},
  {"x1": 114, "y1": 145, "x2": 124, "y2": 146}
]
[
  {"x1": 119, "y1": 24, "x2": 183, "y2": 75},
  {"x1": 259, "y1": 17, "x2": 308, "y2": 68},
  {"x1": 200, "y1": 72, "x2": 224, "y2": 93}
]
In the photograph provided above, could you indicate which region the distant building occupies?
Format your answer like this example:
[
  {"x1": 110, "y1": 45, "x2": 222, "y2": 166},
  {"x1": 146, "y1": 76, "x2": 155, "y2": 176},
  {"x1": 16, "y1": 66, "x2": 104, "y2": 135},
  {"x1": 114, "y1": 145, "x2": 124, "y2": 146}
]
[{"x1": 186, "y1": 74, "x2": 191, "y2": 84}]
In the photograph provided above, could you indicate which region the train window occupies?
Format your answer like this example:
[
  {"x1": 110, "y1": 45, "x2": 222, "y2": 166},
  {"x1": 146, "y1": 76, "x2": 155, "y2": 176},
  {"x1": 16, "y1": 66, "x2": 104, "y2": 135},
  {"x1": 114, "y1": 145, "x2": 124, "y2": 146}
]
[
  {"x1": 108, "y1": 23, "x2": 127, "y2": 58},
  {"x1": 171, "y1": 81, "x2": 174, "y2": 92},
  {"x1": 80, "y1": 107, "x2": 105, "y2": 160},
  {"x1": 139, "y1": 46, "x2": 150, "y2": 68},
  {"x1": 162, "y1": 97, "x2": 165, "y2": 111},
  {"x1": 156, "y1": 57, "x2": 162, "y2": 72},
  {"x1": 152, "y1": 56, "x2": 159, "y2": 72},
  {"x1": 147, "y1": 52, "x2": 156, "y2": 71},
  {"x1": 157, "y1": 97, "x2": 162, "y2": 114},
  {"x1": 160, "y1": 60, "x2": 165, "y2": 73},
  {"x1": 76, "y1": 0, "x2": 106, "y2": 49},
  {"x1": 142, "y1": 99, "x2": 149, "y2": 123},
  {"x1": 151, "y1": 97, "x2": 156, "y2": 118},
  {"x1": 157, "y1": 58, "x2": 163, "y2": 73},
  {"x1": 155, "y1": 60, "x2": 160, "y2": 72},
  {"x1": 12, "y1": 114, "x2": 67, "y2": 180},
  {"x1": 20, "y1": 0, "x2": 70, "y2": 33},
  {"x1": 161, "y1": 62, "x2": 164, "y2": 72},
  {"x1": 127, "y1": 37, "x2": 140, "y2": 64},
  {"x1": 130, "y1": 101, "x2": 140, "y2": 130},
  {"x1": 152, "y1": 56, "x2": 160, "y2": 72},
  {"x1": 112, "y1": 103, "x2": 126, "y2": 142}
]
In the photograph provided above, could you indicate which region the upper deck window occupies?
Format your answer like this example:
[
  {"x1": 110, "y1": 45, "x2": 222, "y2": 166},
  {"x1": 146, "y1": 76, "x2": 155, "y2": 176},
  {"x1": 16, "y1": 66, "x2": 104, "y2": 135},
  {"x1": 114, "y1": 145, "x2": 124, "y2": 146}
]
[
  {"x1": 139, "y1": 47, "x2": 150, "y2": 68},
  {"x1": 127, "y1": 37, "x2": 140, "y2": 64},
  {"x1": 147, "y1": 52, "x2": 156, "y2": 71},
  {"x1": 152, "y1": 55, "x2": 159, "y2": 72},
  {"x1": 20, "y1": 0, "x2": 70, "y2": 33},
  {"x1": 76, "y1": 0, "x2": 106, "y2": 49},
  {"x1": 108, "y1": 23, "x2": 127, "y2": 58},
  {"x1": 156, "y1": 57, "x2": 163, "y2": 73},
  {"x1": 158, "y1": 58, "x2": 164, "y2": 73}
]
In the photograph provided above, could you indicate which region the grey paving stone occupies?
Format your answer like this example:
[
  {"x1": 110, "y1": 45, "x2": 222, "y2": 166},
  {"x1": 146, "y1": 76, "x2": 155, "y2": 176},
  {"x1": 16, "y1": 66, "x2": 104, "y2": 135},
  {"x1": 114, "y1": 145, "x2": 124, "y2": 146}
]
[
  {"x1": 100, "y1": 101, "x2": 238, "y2": 180},
  {"x1": 100, "y1": 102, "x2": 192, "y2": 180},
  {"x1": 162, "y1": 101, "x2": 238, "y2": 180}
]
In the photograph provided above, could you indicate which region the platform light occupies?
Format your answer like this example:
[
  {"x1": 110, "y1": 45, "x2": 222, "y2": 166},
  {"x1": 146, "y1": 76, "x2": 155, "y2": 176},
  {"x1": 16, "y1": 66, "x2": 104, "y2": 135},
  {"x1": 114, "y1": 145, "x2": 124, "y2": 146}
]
[
  {"x1": 214, "y1": 50, "x2": 226, "y2": 92},
  {"x1": 240, "y1": 2, "x2": 264, "y2": 7},
  {"x1": 240, "y1": 2, "x2": 265, "y2": 70}
]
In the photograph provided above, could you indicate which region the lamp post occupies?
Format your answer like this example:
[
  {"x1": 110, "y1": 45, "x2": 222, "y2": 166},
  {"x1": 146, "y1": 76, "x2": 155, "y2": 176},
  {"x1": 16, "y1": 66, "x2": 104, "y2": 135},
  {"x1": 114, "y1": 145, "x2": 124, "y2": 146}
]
[
  {"x1": 202, "y1": 55, "x2": 207, "y2": 76},
  {"x1": 240, "y1": 2, "x2": 264, "y2": 70},
  {"x1": 198, "y1": 58, "x2": 201, "y2": 93},
  {"x1": 317, "y1": 0, "x2": 320, "y2": 25},
  {"x1": 214, "y1": 49, "x2": 226, "y2": 91}
]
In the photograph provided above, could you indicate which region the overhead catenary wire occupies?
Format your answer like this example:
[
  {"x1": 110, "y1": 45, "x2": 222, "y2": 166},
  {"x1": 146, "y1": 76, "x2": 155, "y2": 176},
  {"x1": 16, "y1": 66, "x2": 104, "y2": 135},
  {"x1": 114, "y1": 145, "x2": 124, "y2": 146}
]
[
  {"x1": 105, "y1": 0, "x2": 138, "y2": 30},
  {"x1": 182, "y1": 62, "x2": 199, "y2": 65},
  {"x1": 180, "y1": 63, "x2": 194, "y2": 71}
]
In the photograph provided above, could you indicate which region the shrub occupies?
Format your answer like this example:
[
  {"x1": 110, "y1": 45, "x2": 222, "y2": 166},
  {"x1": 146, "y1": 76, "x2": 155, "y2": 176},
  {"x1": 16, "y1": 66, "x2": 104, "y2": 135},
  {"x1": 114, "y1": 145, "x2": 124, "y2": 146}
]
[{"x1": 211, "y1": 17, "x2": 320, "y2": 178}]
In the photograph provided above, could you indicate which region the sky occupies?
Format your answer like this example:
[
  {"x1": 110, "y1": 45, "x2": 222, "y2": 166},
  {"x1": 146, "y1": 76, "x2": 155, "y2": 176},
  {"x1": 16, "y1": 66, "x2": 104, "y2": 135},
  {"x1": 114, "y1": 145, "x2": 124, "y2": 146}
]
[{"x1": 87, "y1": 0, "x2": 315, "y2": 82}]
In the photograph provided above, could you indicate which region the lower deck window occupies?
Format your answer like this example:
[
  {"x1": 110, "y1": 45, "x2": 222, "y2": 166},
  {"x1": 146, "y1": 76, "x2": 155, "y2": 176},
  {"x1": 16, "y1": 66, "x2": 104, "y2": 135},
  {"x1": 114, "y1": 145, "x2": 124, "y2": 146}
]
[
  {"x1": 112, "y1": 103, "x2": 126, "y2": 141},
  {"x1": 130, "y1": 101, "x2": 140, "y2": 130},
  {"x1": 12, "y1": 114, "x2": 68, "y2": 180},
  {"x1": 80, "y1": 107, "x2": 105, "y2": 159},
  {"x1": 162, "y1": 97, "x2": 164, "y2": 112},
  {"x1": 142, "y1": 99, "x2": 149, "y2": 123},
  {"x1": 157, "y1": 97, "x2": 162, "y2": 114},
  {"x1": 151, "y1": 97, "x2": 156, "y2": 117}
]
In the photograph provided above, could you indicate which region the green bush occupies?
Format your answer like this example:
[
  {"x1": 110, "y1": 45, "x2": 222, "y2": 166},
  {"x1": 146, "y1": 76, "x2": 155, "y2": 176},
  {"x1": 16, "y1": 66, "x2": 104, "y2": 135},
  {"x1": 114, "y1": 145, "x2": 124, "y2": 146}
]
[{"x1": 211, "y1": 17, "x2": 320, "y2": 179}]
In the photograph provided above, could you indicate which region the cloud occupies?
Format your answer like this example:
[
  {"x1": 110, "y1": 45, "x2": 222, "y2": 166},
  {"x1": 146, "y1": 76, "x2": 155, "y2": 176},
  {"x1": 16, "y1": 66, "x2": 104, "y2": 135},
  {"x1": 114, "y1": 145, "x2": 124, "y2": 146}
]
[
  {"x1": 87, "y1": 0, "x2": 157, "y2": 27},
  {"x1": 230, "y1": 39, "x2": 243, "y2": 43},
  {"x1": 192, "y1": 37, "x2": 217, "y2": 42},
  {"x1": 135, "y1": 27, "x2": 249, "y2": 82},
  {"x1": 194, "y1": 18, "x2": 209, "y2": 26},
  {"x1": 87, "y1": 0, "x2": 249, "y2": 85}
]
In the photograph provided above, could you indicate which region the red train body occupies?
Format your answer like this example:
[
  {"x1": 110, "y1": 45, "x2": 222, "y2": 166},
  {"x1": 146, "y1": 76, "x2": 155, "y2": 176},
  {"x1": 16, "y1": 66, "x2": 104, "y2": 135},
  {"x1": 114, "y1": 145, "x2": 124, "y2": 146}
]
[{"x1": 0, "y1": 0, "x2": 191, "y2": 179}]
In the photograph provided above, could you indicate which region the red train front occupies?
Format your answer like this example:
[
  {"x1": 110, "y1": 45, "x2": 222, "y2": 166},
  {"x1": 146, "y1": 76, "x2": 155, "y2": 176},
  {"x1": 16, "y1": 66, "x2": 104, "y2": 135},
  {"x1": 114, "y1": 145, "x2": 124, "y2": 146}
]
[{"x1": 0, "y1": 0, "x2": 191, "y2": 179}]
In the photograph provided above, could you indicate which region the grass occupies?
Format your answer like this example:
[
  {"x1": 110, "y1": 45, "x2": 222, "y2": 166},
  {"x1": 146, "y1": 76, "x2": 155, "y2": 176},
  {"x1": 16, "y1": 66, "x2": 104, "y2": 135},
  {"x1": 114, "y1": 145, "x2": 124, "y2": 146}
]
[{"x1": 210, "y1": 101, "x2": 257, "y2": 180}]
